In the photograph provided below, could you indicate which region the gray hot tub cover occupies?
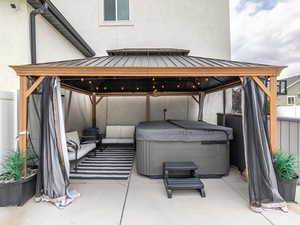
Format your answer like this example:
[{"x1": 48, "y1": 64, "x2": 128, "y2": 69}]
[{"x1": 136, "y1": 120, "x2": 233, "y2": 142}]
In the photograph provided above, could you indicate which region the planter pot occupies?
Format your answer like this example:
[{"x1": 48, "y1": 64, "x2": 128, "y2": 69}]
[
  {"x1": 0, "y1": 173, "x2": 37, "y2": 207},
  {"x1": 277, "y1": 175, "x2": 298, "y2": 202}
]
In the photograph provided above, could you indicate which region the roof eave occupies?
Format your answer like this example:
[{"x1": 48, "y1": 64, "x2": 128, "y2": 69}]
[{"x1": 10, "y1": 65, "x2": 287, "y2": 77}]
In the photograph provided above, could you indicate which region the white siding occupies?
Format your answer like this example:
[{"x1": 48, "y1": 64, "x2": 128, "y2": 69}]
[
  {"x1": 0, "y1": 91, "x2": 17, "y2": 172},
  {"x1": 52, "y1": 0, "x2": 231, "y2": 58}
]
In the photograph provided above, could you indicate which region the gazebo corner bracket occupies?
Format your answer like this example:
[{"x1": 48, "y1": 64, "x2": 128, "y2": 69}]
[{"x1": 252, "y1": 77, "x2": 271, "y2": 98}]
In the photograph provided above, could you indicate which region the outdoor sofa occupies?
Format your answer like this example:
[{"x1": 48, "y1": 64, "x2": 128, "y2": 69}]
[
  {"x1": 101, "y1": 125, "x2": 135, "y2": 146},
  {"x1": 66, "y1": 131, "x2": 97, "y2": 169}
]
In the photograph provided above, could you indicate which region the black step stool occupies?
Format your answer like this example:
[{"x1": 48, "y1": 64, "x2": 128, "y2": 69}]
[{"x1": 163, "y1": 161, "x2": 206, "y2": 199}]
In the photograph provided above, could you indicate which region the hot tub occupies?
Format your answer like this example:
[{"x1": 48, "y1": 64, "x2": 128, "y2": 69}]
[{"x1": 135, "y1": 120, "x2": 233, "y2": 178}]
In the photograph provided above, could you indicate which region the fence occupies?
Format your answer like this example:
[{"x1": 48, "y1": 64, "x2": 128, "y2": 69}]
[
  {"x1": 0, "y1": 91, "x2": 18, "y2": 172},
  {"x1": 278, "y1": 117, "x2": 300, "y2": 180}
]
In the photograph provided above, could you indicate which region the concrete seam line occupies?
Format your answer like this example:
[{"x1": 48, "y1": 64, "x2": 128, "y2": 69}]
[{"x1": 119, "y1": 157, "x2": 135, "y2": 225}]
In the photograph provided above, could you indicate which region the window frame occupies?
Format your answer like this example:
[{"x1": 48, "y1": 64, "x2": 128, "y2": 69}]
[
  {"x1": 99, "y1": 0, "x2": 134, "y2": 27},
  {"x1": 287, "y1": 96, "x2": 296, "y2": 105}
]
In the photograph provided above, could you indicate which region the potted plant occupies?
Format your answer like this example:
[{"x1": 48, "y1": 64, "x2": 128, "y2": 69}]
[
  {"x1": 274, "y1": 151, "x2": 299, "y2": 202},
  {"x1": 0, "y1": 149, "x2": 37, "y2": 206}
]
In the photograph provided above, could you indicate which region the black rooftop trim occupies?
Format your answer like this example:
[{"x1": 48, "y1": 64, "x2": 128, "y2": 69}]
[{"x1": 107, "y1": 48, "x2": 190, "y2": 56}]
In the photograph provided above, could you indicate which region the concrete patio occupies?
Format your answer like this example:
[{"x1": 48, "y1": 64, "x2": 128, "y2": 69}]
[{"x1": 0, "y1": 167, "x2": 299, "y2": 225}]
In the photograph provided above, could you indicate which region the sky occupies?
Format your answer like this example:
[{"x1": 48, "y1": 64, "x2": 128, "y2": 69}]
[{"x1": 230, "y1": 0, "x2": 300, "y2": 78}]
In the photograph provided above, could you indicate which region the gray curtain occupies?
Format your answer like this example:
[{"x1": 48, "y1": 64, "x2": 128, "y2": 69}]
[
  {"x1": 36, "y1": 77, "x2": 79, "y2": 208},
  {"x1": 242, "y1": 78, "x2": 287, "y2": 212}
]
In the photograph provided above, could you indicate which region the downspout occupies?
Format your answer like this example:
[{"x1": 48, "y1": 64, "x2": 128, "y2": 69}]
[{"x1": 30, "y1": 1, "x2": 48, "y2": 64}]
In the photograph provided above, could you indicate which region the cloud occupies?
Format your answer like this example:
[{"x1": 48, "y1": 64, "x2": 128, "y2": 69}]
[
  {"x1": 231, "y1": 0, "x2": 300, "y2": 78},
  {"x1": 236, "y1": 0, "x2": 284, "y2": 14}
]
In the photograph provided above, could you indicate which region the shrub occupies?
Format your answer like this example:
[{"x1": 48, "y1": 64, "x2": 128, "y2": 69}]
[
  {"x1": 0, "y1": 150, "x2": 25, "y2": 181},
  {"x1": 274, "y1": 151, "x2": 298, "y2": 179}
]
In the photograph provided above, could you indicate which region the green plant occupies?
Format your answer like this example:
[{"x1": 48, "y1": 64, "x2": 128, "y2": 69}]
[
  {"x1": 274, "y1": 151, "x2": 298, "y2": 179},
  {"x1": 0, "y1": 150, "x2": 25, "y2": 181}
]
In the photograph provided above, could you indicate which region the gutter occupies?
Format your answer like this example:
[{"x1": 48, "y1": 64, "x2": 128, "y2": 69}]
[
  {"x1": 30, "y1": 2, "x2": 48, "y2": 64},
  {"x1": 27, "y1": 0, "x2": 95, "y2": 63}
]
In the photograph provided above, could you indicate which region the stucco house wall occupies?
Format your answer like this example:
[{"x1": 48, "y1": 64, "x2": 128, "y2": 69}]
[{"x1": 0, "y1": 0, "x2": 231, "y2": 155}]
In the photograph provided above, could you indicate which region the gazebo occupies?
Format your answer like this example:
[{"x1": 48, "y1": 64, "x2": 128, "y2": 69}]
[{"x1": 10, "y1": 48, "x2": 287, "y2": 209}]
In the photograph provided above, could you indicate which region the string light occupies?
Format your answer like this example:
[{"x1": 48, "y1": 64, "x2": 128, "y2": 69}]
[
  {"x1": 80, "y1": 78, "x2": 84, "y2": 82},
  {"x1": 104, "y1": 87, "x2": 107, "y2": 90},
  {"x1": 192, "y1": 85, "x2": 196, "y2": 89},
  {"x1": 136, "y1": 87, "x2": 140, "y2": 91},
  {"x1": 161, "y1": 85, "x2": 165, "y2": 89},
  {"x1": 152, "y1": 77, "x2": 155, "y2": 81},
  {"x1": 205, "y1": 78, "x2": 209, "y2": 82},
  {"x1": 153, "y1": 85, "x2": 156, "y2": 89},
  {"x1": 121, "y1": 87, "x2": 124, "y2": 91},
  {"x1": 96, "y1": 87, "x2": 99, "y2": 91},
  {"x1": 197, "y1": 82, "x2": 201, "y2": 85},
  {"x1": 89, "y1": 81, "x2": 92, "y2": 84},
  {"x1": 177, "y1": 84, "x2": 180, "y2": 88}
]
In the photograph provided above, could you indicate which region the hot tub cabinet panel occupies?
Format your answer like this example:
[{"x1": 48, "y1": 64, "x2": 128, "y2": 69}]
[
  {"x1": 136, "y1": 140, "x2": 230, "y2": 177},
  {"x1": 135, "y1": 120, "x2": 232, "y2": 178}
]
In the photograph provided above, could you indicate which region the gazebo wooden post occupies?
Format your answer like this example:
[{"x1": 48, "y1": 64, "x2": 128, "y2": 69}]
[
  {"x1": 92, "y1": 93, "x2": 96, "y2": 128},
  {"x1": 146, "y1": 96, "x2": 150, "y2": 121},
  {"x1": 19, "y1": 76, "x2": 28, "y2": 175},
  {"x1": 269, "y1": 76, "x2": 278, "y2": 155},
  {"x1": 222, "y1": 90, "x2": 226, "y2": 126},
  {"x1": 91, "y1": 94, "x2": 104, "y2": 128},
  {"x1": 18, "y1": 76, "x2": 45, "y2": 175}
]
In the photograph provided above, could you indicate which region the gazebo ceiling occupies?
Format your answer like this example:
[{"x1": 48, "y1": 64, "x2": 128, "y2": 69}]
[{"x1": 11, "y1": 48, "x2": 286, "y2": 95}]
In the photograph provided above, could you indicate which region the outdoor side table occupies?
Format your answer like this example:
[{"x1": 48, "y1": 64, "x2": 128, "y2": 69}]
[{"x1": 163, "y1": 161, "x2": 206, "y2": 199}]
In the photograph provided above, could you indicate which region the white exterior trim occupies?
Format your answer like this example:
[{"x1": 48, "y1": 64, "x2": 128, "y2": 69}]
[
  {"x1": 287, "y1": 96, "x2": 296, "y2": 105},
  {"x1": 99, "y1": 0, "x2": 135, "y2": 27}
]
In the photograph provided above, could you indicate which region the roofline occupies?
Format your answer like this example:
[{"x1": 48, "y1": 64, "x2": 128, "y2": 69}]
[
  {"x1": 287, "y1": 80, "x2": 300, "y2": 89},
  {"x1": 10, "y1": 65, "x2": 287, "y2": 77},
  {"x1": 27, "y1": 0, "x2": 95, "y2": 57}
]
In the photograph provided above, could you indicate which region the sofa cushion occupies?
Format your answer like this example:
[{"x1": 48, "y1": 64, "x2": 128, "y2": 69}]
[
  {"x1": 102, "y1": 138, "x2": 134, "y2": 144},
  {"x1": 120, "y1": 126, "x2": 135, "y2": 138},
  {"x1": 106, "y1": 126, "x2": 121, "y2": 138},
  {"x1": 66, "y1": 131, "x2": 80, "y2": 147},
  {"x1": 106, "y1": 126, "x2": 135, "y2": 138}
]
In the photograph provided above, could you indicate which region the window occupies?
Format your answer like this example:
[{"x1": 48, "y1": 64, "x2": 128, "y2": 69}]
[
  {"x1": 104, "y1": 0, "x2": 129, "y2": 21},
  {"x1": 287, "y1": 96, "x2": 295, "y2": 105}
]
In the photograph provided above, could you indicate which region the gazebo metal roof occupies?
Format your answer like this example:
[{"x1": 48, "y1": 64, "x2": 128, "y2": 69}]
[{"x1": 11, "y1": 48, "x2": 285, "y2": 96}]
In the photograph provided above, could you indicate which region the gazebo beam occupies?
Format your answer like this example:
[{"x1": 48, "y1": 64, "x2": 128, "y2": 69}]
[
  {"x1": 252, "y1": 77, "x2": 271, "y2": 97},
  {"x1": 61, "y1": 83, "x2": 93, "y2": 96},
  {"x1": 96, "y1": 91, "x2": 200, "y2": 97},
  {"x1": 205, "y1": 80, "x2": 241, "y2": 93},
  {"x1": 25, "y1": 77, "x2": 44, "y2": 98},
  {"x1": 10, "y1": 65, "x2": 286, "y2": 77},
  {"x1": 192, "y1": 96, "x2": 199, "y2": 104}
]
